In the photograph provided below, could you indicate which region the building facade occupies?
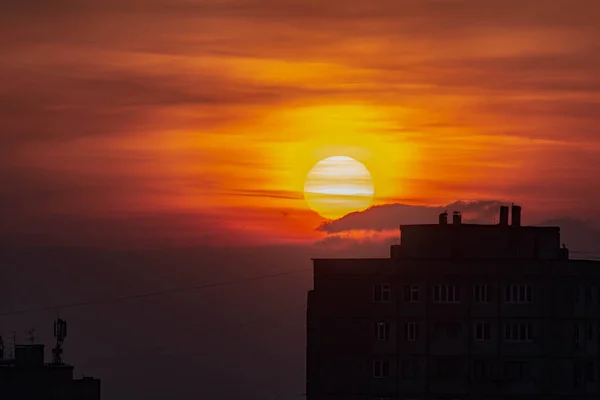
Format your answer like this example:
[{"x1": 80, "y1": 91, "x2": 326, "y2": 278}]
[
  {"x1": 0, "y1": 343, "x2": 101, "y2": 400},
  {"x1": 307, "y1": 205, "x2": 600, "y2": 399}
]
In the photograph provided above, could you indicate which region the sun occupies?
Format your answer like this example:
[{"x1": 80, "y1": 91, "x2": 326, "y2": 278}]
[{"x1": 303, "y1": 156, "x2": 375, "y2": 220}]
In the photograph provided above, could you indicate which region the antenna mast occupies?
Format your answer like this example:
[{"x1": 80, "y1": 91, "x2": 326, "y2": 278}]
[
  {"x1": 27, "y1": 327, "x2": 35, "y2": 344},
  {"x1": 52, "y1": 318, "x2": 67, "y2": 365}
]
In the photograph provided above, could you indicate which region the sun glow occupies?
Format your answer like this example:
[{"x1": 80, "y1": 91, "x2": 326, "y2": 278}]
[{"x1": 304, "y1": 156, "x2": 375, "y2": 219}]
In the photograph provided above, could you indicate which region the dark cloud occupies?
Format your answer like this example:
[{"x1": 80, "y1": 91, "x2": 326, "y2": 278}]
[
  {"x1": 318, "y1": 200, "x2": 506, "y2": 233},
  {"x1": 229, "y1": 189, "x2": 304, "y2": 200}
]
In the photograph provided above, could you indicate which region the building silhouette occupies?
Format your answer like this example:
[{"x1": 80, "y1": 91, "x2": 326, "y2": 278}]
[
  {"x1": 307, "y1": 205, "x2": 600, "y2": 399},
  {"x1": 0, "y1": 320, "x2": 100, "y2": 400}
]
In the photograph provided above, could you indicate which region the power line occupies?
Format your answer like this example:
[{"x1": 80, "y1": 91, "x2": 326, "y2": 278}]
[{"x1": 0, "y1": 268, "x2": 311, "y2": 318}]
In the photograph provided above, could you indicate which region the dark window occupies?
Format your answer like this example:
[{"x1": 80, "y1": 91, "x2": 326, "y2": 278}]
[
  {"x1": 437, "y1": 358, "x2": 458, "y2": 379},
  {"x1": 373, "y1": 360, "x2": 390, "y2": 378},
  {"x1": 505, "y1": 361, "x2": 530, "y2": 381},
  {"x1": 405, "y1": 322, "x2": 419, "y2": 341},
  {"x1": 574, "y1": 286, "x2": 581, "y2": 304},
  {"x1": 505, "y1": 284, "x2": 532, "y2": 303},
  {"x1": 374, "y1": 285, "x2": 382, "y2": 302},
  {"x1": 434, "y1": 322, "x2": 461, "y2": 339},
  {"x1": 433, "y1": 285, "x2": 460, "y2": 303},
  {"x1": 474, "y1": 284, "x2": 489, "y2": 303},
  {"x1": 587, "y1": 322, "x2": 594, "y2": 341},
  {"x1": 446, "y1": 323, "x2": 461, "y2": 339},
  {"x1": 473, "y1": 360, "x2": 487, "y2": 380},
  {"x1": 574, "y1": 361, "x2": 583, "y2": 388},
  {"x1": 475, "y1": 322, "x2": 492, "y2": 341},
  {"x1": 401, "y1": 359, "x2": 418, "y2": 379},
  {"x1": 585, "y1": 286, "x2": 593, "y2": 304},
  {"x1": 586, "y1": 362, "x2": 595, "y2": 382},
  {"x1": 403, "y1": 284, "x2": 419, "y2": 303},
  {"x1": 374, "y1": 322, "x2": 390, "y2": 341},
  {"x1": 373, "y1": 284, "x2": 391, "y2": 303},
  {"x1": 504, "y1": 322, "x2": 532, "y2": 342}
]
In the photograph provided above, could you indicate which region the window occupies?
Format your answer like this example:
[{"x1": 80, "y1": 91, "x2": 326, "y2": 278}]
[
  {"x1": 401, "y1": 358, "x2": 418, "y2": 379},
  {"x1": 474, "y1": 284, "x2": 489, "y2": 303},
  {"x1": 373, "y1": 359, "x2": 390, "y2": 378},
  {"x1": 505, "y1": 284, "x2": 532, "y2": 303},
  {"x1": 586, "y1": 362, "x2": 595, "y2": 383},
  {"x1": 585, "y1": 286, "x2": 593, "y2": 304},
  {"x1": 504, "y1": 322, "x2": 532, "y2": 342},
  {"x1": 575, "y1": 361, "x2": 597, "y2": 387},
  {"x1": 588, "y1": 322, "x2": 594, "y2": 341},
  {"x1": 437, "y1": 358, "x2": 459, "y2": 379},
  {"x1": 574, "y1": 361, "x2": 583, "y2": 388},
  {"x1": 434, "y1": 322, "x2": 461, "y2": 339},
  {"x1": 473, "y1": 359, "x2": 488, "y2": 380},
  {"x1": 475, "y1": 322, "x2": 492, "y2": 341},
  {"x1": 373, "y1": 284, "x2": 391, "y2": 303},
  {"x1": 575, "y1": 285, "x2": 596, "y2": 305},
  {"x1": 574, "y1": 322, "x2": 581, "y2": 348},
  {"x1": 433, "y1": 285, "x2": 460, "y2": 303},
  {"x1": 403, "y1": 284, "x2": 420, "y2": 303},
  {"x1": 405, "y1": 322, "x2": 419, "y2": 341},
  {"x1": 505, "y1": 361, "x2": 530, "y2": 381},
  {"x1": 374, "y1": 322, "x2": 390, "y2": 341}
]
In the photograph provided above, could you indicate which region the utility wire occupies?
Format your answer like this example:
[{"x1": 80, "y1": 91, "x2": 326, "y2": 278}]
[{"x1": 0, "y1": 268, "x2": 311, "y2": 318}]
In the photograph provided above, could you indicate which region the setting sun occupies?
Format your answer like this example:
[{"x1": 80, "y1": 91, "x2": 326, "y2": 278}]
[{"x1": 303, "y1": 156, "x2": 375, "y2": 220}]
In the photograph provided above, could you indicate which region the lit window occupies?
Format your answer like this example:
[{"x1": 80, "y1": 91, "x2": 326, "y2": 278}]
[
  {"x1": 433, "y1": 285, "x2": 460, "y2": 303},
  {"x1": 373, "y1": 284, "x2": 391, "y2": 303},
  {"x1": 504, "y1": 284, "x2": 532, "y2": 303}
]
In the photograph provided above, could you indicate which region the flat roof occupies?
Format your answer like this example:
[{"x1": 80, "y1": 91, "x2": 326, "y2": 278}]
[{"x1": 400, "y1": 224, "x2": 560, "y2": 230}]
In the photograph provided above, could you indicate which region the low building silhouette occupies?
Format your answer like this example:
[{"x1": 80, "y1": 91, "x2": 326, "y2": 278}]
[
  {"x1": 307, "y1": 205, "x2": 600, "y2": 399},
  {"x1": 0, "y1": 323, "x2": 100, "y2": 400}
]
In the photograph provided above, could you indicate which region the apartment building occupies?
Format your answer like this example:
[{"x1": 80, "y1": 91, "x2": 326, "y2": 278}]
[{"x1": 306, "y1": 205, "x2": 600, "y2": 399}]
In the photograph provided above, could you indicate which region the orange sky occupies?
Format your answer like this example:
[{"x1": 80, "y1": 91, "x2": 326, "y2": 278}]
[{"x1": 2, "y1": 0, "x2": 600, "y2": 246}]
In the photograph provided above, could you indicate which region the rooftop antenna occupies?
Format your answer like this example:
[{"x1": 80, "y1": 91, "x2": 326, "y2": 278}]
[
  {"x1": 52, "y1": 317, "x2": 67, "y2": 365},
  {"x1": 27, "y1": 327, "x2": 35, "y2": 344},
  {"x1": 10, "y1": 331, "x2": 17, "y2": 359}
]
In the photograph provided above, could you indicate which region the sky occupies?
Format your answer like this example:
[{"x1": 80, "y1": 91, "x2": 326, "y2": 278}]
[
  {"x1": 2, "y1": 0, "x2": 600, "y2": 248},
  {"x1": 2, "y1": 0, "x2": 600, "y2": 398}
]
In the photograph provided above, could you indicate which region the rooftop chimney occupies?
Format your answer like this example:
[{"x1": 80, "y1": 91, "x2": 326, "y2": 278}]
[
  {"x1": 499, "y1": 206, "x2": 509, "y2": 226},
  {"x1": 453, "y1": 211, "x2": 462, "y2": 225},
  {"x1": 439, "y1": 211, "x2": 448, "y2": 225},
  {"x1": 511, "y1": 204, "x2": 522, "y2": 227}
]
